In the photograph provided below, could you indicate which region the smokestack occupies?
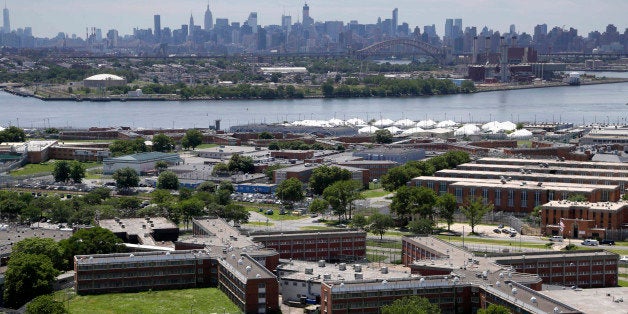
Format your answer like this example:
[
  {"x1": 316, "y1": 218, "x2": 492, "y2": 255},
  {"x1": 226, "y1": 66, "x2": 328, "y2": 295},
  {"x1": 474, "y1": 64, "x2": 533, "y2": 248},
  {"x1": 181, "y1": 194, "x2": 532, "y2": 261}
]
[{"x1": 472, "y1": 36, "x2": 478, "y2": 64}]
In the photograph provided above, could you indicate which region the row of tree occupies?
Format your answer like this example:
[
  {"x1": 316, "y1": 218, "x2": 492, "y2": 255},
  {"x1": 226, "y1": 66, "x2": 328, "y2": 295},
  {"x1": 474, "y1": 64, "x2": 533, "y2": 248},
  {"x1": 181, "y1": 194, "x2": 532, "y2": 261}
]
[
  {"x1": 381, "y1": 151, "x2": 471, "y2": 191},
  {"x1": 321, "y1": 77, "x2": 474, "y2": 98},
  {"x1": 108, "y1": 129, "x2": 203, "y2": 157},
  {"x1": 0, "y1": 126, "x2": 26, "y2": 143}
]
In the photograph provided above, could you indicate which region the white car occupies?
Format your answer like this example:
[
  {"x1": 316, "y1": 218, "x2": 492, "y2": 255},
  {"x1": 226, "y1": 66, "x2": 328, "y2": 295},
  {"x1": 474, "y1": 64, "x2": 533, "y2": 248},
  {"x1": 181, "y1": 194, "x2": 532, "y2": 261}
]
[{"x1": 581, "y1": 239, "x2": 599, "y2": 246}]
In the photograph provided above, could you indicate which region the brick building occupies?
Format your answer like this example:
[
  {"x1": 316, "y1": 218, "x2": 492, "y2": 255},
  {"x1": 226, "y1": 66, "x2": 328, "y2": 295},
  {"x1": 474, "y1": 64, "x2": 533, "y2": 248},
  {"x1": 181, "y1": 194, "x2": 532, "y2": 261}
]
[
  {"x1": 99, "y1": 217, "x2": 179, "y2": 246},
  {"x1": 411, "y1": 176, "x2": 620, "y2": 214},
  {"x1": 335, "y1": 160, "x2": 398, "y2": 182},
  {"x1": 251, "y1": 230, "x2": 367, "y2": 262},
  {"x1": 541, "y1": 200, "x2": 628, "y2": 240}
]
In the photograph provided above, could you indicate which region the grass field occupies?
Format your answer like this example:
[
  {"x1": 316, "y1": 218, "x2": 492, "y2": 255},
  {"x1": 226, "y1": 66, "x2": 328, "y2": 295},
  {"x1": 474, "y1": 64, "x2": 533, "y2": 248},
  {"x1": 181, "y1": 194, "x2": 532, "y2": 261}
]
[
  {"x1": 366, "y1": 252, "x2": 387, "y2": 262},
  {"x1": 195, "y1": 144, "x2": 219, "y2": 149},
  {"x1": 10, "y1": 161, "x2": 101, "y2": 177},
  {"x1": 235, "y1": 202, "x2": 304, "y2": 221},
  {"x1": 300, "y1": 225, "x2": 335, "y2": 231},
  {"x1": 435, "y1": 235, "x2": 550, "y2": 249},
  {"x1": 60, "y1": 288, "x2": 240, "y2": 314},
  {"x1": 367, "y1": 240, "x2": 402, "y2": 249},
  {"x1": 360, "y1": 188, "x2": 391, "y2": 199}
]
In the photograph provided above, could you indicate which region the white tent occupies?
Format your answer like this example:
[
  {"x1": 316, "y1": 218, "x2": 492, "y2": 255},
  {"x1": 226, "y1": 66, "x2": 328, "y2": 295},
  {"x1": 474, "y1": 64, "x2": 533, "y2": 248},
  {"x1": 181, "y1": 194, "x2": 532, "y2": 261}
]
[
  {"x1": 454, "y1": 124, "x2": 481, "y2": 136},
  {"x1": 436, "y1": 120, "x2": 457, "y2": 128},
  {"x1": 400, "y1": 127, "x2": 425, "y2": 136},
  {"x1": 373, "y1": 119, "x2": 395, "y2": 127},
  {"x1": 346, "y1": 118, "x2": 366, "y2": 126},
  {"x1": 394, "y1": 119, "x2": 416, "y2": 128},
  {"x1": 481, "y1": 121, "x2": 501, "y2": 131},
  {"x1": 417, "y1": 119, "x2": 436, "y2": 129},
  {"x1": 500, "y1": 121, "x2": 518, "y2": 131},
  {"x1": 385, "y1": 126, "x2": 403, "y2": 134},
  {"x1": 328, "y1": 118, "x2": 345, "y2": 126},
  {"x1": 358, "y1": 126, "x2": 380, "y2": 134},
  {"x1": 508, "y1": 129, "x2": 533, "y2": 139}
]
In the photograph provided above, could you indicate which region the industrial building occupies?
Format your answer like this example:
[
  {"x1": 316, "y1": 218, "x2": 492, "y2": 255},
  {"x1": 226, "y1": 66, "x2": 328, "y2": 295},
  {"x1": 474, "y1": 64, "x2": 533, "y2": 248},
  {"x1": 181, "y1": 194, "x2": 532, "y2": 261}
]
[
  {"x1": 541, "y1": 200, "x2": 628, "y2": 240},
  {"x1": 353, "y1": 147, "x2": 425, "y2": 164},
  {"x1": 102, "y1": 152, "x2": 182, "y2": 175},
  {"x1": 83, "y1": 74, "x2": 127, "y2": 88}
]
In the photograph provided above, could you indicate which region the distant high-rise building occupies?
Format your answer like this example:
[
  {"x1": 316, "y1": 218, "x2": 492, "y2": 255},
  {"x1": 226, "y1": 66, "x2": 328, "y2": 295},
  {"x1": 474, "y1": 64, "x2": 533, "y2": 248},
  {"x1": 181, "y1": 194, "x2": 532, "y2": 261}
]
[
  {"x1": 445, "y1": 18, "x2": 453, "y2": 39},
  {"x1": 302, "y1": 3, "x2": 313, "y2": 27},
  {"x1": 281, "y1": 15, "x2": 292, "y2": 31},
  {"x1": 454, "y1": 19, "x2": 462, "y2": 31},
  {"x1": 204, "y1": 3, "x2": 213, "y2": 30},
  {"x1": 189, "y1": 14, "x2": 195, "y2": 38},
  {"x1": 247, "y1": 12, "x2": 258, "y2": 33},
  {"x1": 392, "y1": 8, "x2": 398, "y2": 36},
  {"x1": 3, "y1": 4, "x2": 10, "y2": 34},
  {"x1": 154, "y1": 15, "x2": 161, "y2": 40},
  {"x1": 509, "y1": 24, "x2": 516, "y2": 35}
]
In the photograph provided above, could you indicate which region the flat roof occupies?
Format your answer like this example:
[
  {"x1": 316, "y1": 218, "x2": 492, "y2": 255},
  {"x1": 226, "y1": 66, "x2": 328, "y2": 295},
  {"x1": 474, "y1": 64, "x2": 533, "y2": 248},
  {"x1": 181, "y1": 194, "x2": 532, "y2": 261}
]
[
  {"x1": 541, "y1": 200, "x2": 628, "y2": 211},
  {"x1": 192, "y1": 218, "x2": 256, "y2": 248},
  {"x1": 436, "y1": 169, "x2": 628, "y2": 184},
  {"x1": 413, "y1": 176, "x2": 616, "y2": 192},
  {"x1": 477, "y1": 157, "x2": 628, "y2": 169},
  {"x1": 539, "y1": 287, "x2": 628, "y2": 314},
  {"x1": 99, "y1": 217, "x2": 178, "y2": 246},
  {"x1": 0, "y1": 226, "x2": 73, "y2": 257},
  {"x1": 458, "y1": 163, "x2": 628, "y2": 176},
  {"x1": 278, "y1": 260, "x2": 409, "y2": 282},
  {"x1": 196, "y1": 146, "x2": 260, "y2": 154},
  {"x1": 252, "y1": 229, "x2": 366, "y2": 240}
]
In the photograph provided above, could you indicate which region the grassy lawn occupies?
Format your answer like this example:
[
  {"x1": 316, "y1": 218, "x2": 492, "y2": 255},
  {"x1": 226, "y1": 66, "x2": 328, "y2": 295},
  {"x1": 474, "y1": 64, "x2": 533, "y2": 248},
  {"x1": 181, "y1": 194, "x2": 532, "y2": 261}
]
[
  {"x1": 435, "y1": 235, "x2": 550, "y2": 249},
  {"x1": 620, "y1": 279, "x2": 628, "y2": 287},
  {"x1": 300, "y1": 226, "x2": 335, "y2": 231},
  {"x1": 195, "y1": 144, "x2": 219, "y2": 149},
  {"x1": 60, "y1": 288, "x2": 240, "y2": 314},
  {"x1": 245, "y1": 221, "x2": 275, "y2": 227},
  {"x1": 366, "y1": 253, "x2": 387, "y2": 262},
  {"x1": 607, "y1": 248, "x2": 628, "y2": 256},
  {"x1": 10, "y1": 161, "x2": 101, "y2": 177},
  {"x1": 235, "y1": 202, "x2": 304, "y2": 221},
  {"x1": 361, "y1": 188, "x2": 391, "y2": 199},
  {"x1": 367, "y1": 240, "x2": 402, "y2": 249}
]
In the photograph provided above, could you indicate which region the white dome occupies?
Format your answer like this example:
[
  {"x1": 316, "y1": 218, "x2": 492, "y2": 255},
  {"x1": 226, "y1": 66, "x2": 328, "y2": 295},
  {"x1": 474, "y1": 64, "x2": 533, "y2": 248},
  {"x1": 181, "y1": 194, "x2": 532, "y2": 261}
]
[
  {"x1": 385, "y1": 126, "x2": 403, "y2": 134},
  {"x1": 401, "y1": 127, "x2": 425, "y2": 136},
  {"x1": 327, "y1": 118, "x2": 345, "y2": 126},
  {"x1": 394, "y1": 119, "x2": 416, "y2": 128},
  {"x1": 454, "y1": 124, "x2": 481, "y2": 136},
  {"x1": 436, "y1": 120, "x2": 457, "y2": 128},
  {"x1": 358, "y1": 126, "x2": 380, "y2": 134},
  {"x1": 500, "y1": 121, "x2": 518, "y2": 131},
  {"x1": 84, "y1": 74, "x2": 125, "y2": 81},
  {"x1": 345, "y1": 118, "x2": 366, "y2": 126},
  {"x1": 373, "y1": 119, "x2": 395, "y2": 127},
  {"x1": 416, "y1": 119, "x2": 436, "y2": 129},
  {"x1": 481, "y1": 121, "x2": 501, "y2": 131},
  {"x1": 508, "y1": 129, "x2": 533, "y2": 139}
]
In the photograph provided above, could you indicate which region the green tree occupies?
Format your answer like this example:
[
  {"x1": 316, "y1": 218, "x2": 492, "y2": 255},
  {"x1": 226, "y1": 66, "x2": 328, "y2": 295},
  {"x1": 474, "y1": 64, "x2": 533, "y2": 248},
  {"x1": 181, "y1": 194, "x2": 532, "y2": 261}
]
[
  {"x1": 276, "y1": 178, "x2": 304, "y2": 206},
  {"x1": 309, "y1": 165, "x2": 352, "y2": 195},
  {"x1": 309, "y1": 198, "x2": 329, "y2": 215},
  {"x1": 390, "y1": 186, "x2": 437, "y2": 224},
  {"x1": 0, "y1": 126, "x2": 26, "y2": 143},
  {"x1": 112, "y1": 167, "x2": 140, "y2": 190},
  {"x1": 26, "y1": 294, "x2": 68, "y2": 314},
  {"x1": 460, "y1": 80, "x2": 477, "y2": 93},
  {"x1": 212, "y1": 163, "x2": 230, "y2": 176},
  {"x1": 436, "y1": 193, "x2": 458, "y2": 231},
  {"x1": 3, "y1": 254, "x2": 60, "y2": 308},
  {"x1": 157, "y1": 171, "x2": 179, "y2": 190},
  {"x1": 59, "y1": 227, "x2": 124, "y2": 267},
  {"x1": 381, "y1": 166, "x2": 421, "y2": 191},
  {"x1": 622, "y1": 194, "x2": 628, "y2": 201},
  {"x1": 219, "y1": 181, "x2": 235, "y2": 194},
  {"x1": 567, "y1": 194, "x2": 587, "y2": 202},
  {"x1": 461, "y1": 197, "x2": 493, "y2": 234},
  {"x1": 259, "y1": 132, "x2": 274, "y2": 139},
  {"x1": 351, "y1": 214, "x2": 368, "y2": 229},
  {"x1": 154, "y1": 160, "x2": 169, "y2": 173},
  {"x1": 227, "y1": 153, "x2": 255, "y2": 173},
  {"x1": 408, "y1": 218, "x2": 435, "y2": 235},
  {"x1": 321, "y1": 81, "x2": 334, "y2": 97},
  {"x1": 374, "y1": 129, "x2": 393, "y2": 144},
  {"x1": 264, "y1": 164, "x2": 285, "y2": 181},
  {"x1": 322, "y1": 180, "x2": 363, "y2": 220},
  {"x1": 109, "y1": 138, "x2": 148, "y2": 157},
  {"x1": 0, "y1": 198, "x2": 27, "y2": 219},
  {"x1": 196, "y1": 181, "x2": 217, "y2": 193},
  {"x1": 381, "y1": 296, "x2": 441, "y2": 314},
  {"x1": 152, "y1": 133, "x2": 175, "y2": 152},
  {"x1": 369, "y1": 213, "x2": 395, "y2": 240},
  {"x1": 477, "y1": 304, "x2": 512, "y2": 314},
  {"x1": 222, "y1": 204, "x2": 250, "y2": 224},
  {"x1": 179, "y1": 198, "x2": 205, "y2": 229},
  {"x1": 70, "y1": 161, "x2": 86, "y2": 184},
  {"x1": 52, "y1": 160, "x2": 71, "y2": 183},
  {"x1": 182, "y1": 129, "x2": 203, "y2": 150},
  {"x1": 21, "y1": 205, "x2": 43, "y2": 223},
  {"x1": 12, "y1": 237, "x2": 65, "y2": 271},
  {"x1": 151, "y1": 189, "x2": 174, "y2": 205}
]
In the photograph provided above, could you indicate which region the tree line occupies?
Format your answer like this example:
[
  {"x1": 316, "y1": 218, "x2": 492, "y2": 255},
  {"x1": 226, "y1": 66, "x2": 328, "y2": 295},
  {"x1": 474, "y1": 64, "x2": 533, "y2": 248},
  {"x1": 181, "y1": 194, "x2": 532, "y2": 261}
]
[{"x1": 322, "y1": 76, "x2": 475, "y2": 98}]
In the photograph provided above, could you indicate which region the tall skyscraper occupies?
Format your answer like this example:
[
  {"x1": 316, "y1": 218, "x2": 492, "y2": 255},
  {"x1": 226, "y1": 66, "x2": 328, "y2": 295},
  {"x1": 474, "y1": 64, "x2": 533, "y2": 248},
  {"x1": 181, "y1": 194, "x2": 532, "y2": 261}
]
[
  {"x1": 3, "y1": 4, "x2": 10, "y2": 34},
  {"x1": 302, "y1": 3, "x2": 313, "y2": 27},
  {"x1": 154, "y1": 15, "x2": 161, "y2": 40},
  {"x1": 392, "y1": 8, "x2": 398, "y2": 36},
  {"x1": 247, "y1": 12, "x2": 258, "y2": 33},
  {"x1": 509, "y1": 24, "x2": 516, "y2": 35},
  {"x1": 189, "y1": 14, "x2": 195, "y2": 38},
  {"x1": 281, "y1": 15, "x2": 292, "y2": 31},
  {"x1": 445, "y1": 18, "x2": 453, "y2": 39},
  {"x1": 204, "y1": 3, "x2": 213, "y2": 30}
]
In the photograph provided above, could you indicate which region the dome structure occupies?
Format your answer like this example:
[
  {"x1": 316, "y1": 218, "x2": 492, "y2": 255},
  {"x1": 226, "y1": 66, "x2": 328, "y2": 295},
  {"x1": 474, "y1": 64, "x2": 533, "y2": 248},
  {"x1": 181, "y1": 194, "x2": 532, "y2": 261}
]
[
  {"x1": 508, "y1": 129, "x2": 533, "y2": 139},
  {"x1": 385, "y1": 126, "x2": 402, "y2": 134},
  {"x1": 400, "y1": 127, "x2": 425, "y2": 136},
  {"x1": 327, "y1": 118, "x2": 345, "y2": 126},
  {"x1": 83, "y1": 74, "x2": 127, "y2": 88},
  {"x1": 358, "y1": 126, "x2": 380, "y2": 134},
  {"x1": 454, "y1": 124, "x2": 481, "y2": 136},
  {"x1": 345, "y1": 118, "x2": 366, "y2": 126},
  {"x1": 436, "y1": 120, "x2": 457, "y2": 128},
  {"x1": 417, "y1": 119, "x2": 436, "y2": 129},
  {"x1": 394, "y1": 119, "x2": 416, "y2": 128},
  {"x1": 373, "y1": 119, "x2": 395, "y2": 127}
]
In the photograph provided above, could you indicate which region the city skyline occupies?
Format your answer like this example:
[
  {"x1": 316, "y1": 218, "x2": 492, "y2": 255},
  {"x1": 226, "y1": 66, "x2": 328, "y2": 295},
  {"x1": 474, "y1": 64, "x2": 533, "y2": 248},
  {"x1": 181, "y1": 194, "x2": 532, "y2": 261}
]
[{"x1": 4, "y1": 0, "x2": 627, "y2": 38}]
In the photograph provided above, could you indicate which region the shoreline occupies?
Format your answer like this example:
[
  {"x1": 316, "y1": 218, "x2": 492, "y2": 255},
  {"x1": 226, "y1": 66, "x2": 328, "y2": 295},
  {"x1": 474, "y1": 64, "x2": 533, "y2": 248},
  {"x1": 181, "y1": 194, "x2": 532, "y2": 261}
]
[{"x1": 2, "y1": 78, "x2": 627, "y2": 102}]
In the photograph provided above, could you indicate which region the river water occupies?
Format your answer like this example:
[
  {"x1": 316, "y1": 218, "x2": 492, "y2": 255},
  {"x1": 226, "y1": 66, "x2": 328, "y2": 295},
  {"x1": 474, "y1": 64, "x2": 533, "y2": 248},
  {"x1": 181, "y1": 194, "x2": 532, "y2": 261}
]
[{"x1": 1, "y1": 79, "x2": 627, "y2": 130}]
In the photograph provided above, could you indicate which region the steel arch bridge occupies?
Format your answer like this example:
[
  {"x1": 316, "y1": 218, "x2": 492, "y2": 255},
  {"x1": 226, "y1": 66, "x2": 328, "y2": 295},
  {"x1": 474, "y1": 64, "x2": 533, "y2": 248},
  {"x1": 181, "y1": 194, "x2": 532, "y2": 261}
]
[{"x1": 354, "y1": 38, "x2": 450, "y2": 63}]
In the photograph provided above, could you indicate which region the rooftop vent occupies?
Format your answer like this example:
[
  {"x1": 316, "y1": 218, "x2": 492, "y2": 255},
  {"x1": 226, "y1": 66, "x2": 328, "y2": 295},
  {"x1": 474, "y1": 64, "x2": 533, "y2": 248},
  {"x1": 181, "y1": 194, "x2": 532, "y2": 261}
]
[
  {"x1": 305, "y1": 268, "x2": 314, "y2": 275},
  {"x1": 318, "y1": 260, "x2": 326, "y2": 267},
  {"x1": 381, "y1": 267, "x2": 388, "y2": 274},
  {"x1": 339, "y1": 263, "x2": 346, "y2": 271}
]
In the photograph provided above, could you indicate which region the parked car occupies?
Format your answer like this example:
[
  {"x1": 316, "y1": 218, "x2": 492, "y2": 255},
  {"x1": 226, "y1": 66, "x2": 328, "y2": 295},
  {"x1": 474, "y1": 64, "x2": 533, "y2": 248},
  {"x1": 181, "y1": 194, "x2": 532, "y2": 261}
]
[
  {"x1": 265, "y1": 209, "x2": 274, "y2": 215},
  {"x1": 493, "y1": 228, "x2": 501, "y2": 234},
  {"x1": 581, "y1": 239, "x2": 599, "y2": 246},
  {"x1": 549, "y1": 236, "x2": 564, "y2": 242},
  {"x1": 510, "y1": 232, "x2": 517, "y2": 237},
  {"x1": 600, "y1": 239, "x2": 615, "y2": 245}
]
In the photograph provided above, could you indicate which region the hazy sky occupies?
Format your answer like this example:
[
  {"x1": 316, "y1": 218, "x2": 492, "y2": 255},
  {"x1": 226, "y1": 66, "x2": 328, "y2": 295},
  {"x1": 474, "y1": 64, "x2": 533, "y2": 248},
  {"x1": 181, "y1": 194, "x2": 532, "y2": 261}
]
[{"x1": 7, "y1": 0, "x2": 627, "y2": 38}]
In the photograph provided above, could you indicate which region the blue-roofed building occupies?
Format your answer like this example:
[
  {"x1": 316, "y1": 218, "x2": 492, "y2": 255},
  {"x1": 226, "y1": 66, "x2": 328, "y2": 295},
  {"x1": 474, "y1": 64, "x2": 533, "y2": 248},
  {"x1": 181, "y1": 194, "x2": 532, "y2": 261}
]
[
  {"x1": 103, "y1": 152, "x2": 182, "y2": 175},
  {"x1": 236, "y1": 183, "x2": 277, "y2": 194}
]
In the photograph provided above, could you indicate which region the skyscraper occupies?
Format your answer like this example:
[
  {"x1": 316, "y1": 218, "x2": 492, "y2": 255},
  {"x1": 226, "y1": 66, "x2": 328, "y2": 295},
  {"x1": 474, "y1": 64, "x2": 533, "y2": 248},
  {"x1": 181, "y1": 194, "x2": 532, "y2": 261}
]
[
  {"x1": 445, "y1": 18, "x2": 453, "y2": 39},
  {"x1": 3, "y1": 4, "x2": 10, "y2": 34},
  {"x1": 302, "y1": 3, "x2": 313, "y2": 27},
  {"x1": 281, "y1": 15, "x2": 292, "y2": 31},
  {"x1": 189, "y1": 14, "x2": 195, "y2": 38},
  {"x1": 204, "y1": 3, "x2": 213, "y2": 30},
  {"x1": 154, "y1": 15, "x2": 161, "y2": 41},
  {"x1": 392, "y1": 8, "x2": 398, "y2": 36},
  {"x1": 247, "y1": 12, "x2": 258, "y2": 33}
]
